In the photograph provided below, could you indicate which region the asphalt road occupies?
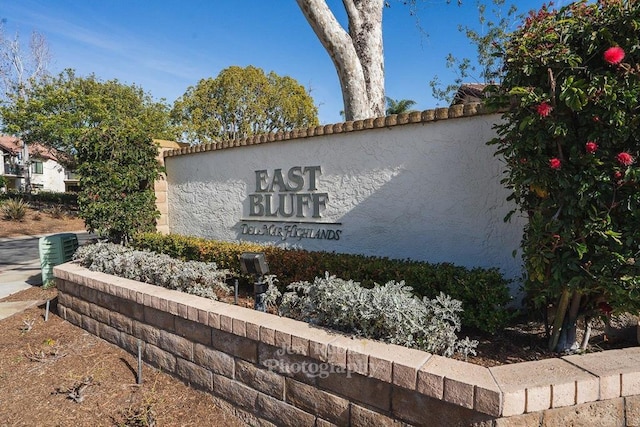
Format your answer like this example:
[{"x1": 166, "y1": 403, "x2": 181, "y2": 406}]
[{"x1": 0, "y1": 232, "x2": 96, "y2": 268}]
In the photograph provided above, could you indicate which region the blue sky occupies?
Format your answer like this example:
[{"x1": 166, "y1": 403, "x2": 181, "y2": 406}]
[{"x1": 1, "y1": 0, "x2": 547, "y2": 125}]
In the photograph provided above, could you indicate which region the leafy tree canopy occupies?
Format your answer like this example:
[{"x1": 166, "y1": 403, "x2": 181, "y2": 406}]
[
  {"x1": 0, "y1": 69, "x2": 174, "y2": 167},
  {"x1": 171, "y1": 65, "x2": 319, "y2": 144},
  {"x1": 0, "y1": 69, "x2": 170, "y2": 243}
]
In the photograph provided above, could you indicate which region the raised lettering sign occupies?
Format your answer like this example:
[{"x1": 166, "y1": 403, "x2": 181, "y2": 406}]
[{"x1": 241, "y1": 166, "x2": 342, "y2": 241}]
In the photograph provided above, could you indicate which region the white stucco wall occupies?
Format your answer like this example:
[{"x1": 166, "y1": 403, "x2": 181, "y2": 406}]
[
  {"x1": 165, "y1": 113, "x2": 526, "y2": 282},
  {"x1": 30, "y1": 159, "x2": 66, "y2": 192}
]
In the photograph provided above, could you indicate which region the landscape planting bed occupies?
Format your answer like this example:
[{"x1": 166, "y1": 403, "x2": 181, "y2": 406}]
[{"x1": 54, "y1": 262, "x2": 640, "y2": 426}]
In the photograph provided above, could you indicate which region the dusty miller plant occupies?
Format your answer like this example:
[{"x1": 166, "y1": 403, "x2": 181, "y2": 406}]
[
  {"x1": 73, "y1": 243, "x2": 230, "y2": 300},
  {"x1": 262, "y1": 275, "x2": 281, "y2": 308},
  {"x1": 277, "y1": 272, "x2": 477, "y2": 357}
]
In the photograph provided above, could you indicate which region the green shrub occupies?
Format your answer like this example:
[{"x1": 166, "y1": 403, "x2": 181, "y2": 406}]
[
  {"x1": 76, "y1": 127, "x2": 160, "y2": 243},
  {"x1": 31, "y1": 191, "x2": 78, "y2": 206},
  {"x1": 1, "y1": 198, "x2": 29, "y2": 220},
  {"x1": 0, "y1": 190, "x2": 20, "y2": 203},
  {"x1": 130, "y1": 232, "x2": 515, "y2": 333},
  {"x1": 0, "y1": 190, "x2": 78, "y2": 210}
]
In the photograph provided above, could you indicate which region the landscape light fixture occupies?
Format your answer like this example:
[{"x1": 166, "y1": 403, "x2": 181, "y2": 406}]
[{"x1": 239, "y1": 252, "x2": 269, "y2": 312}]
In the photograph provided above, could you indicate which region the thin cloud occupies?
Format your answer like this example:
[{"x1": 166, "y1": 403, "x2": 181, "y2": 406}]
[{"x1": 5, "y1": 4, "x2": 206, "y2": 82}]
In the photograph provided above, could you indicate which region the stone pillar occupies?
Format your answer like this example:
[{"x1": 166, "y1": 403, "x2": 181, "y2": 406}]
[
  {"x1": 155, "y1": 175, "x2": 169, "y2": 234},
  {"x1": 154, "y1": 140, "x2": 182, "y2": 234}
]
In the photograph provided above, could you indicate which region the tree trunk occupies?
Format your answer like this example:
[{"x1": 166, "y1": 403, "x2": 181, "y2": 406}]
[
  {"x1": 296, "y1": 0, "x2": 385, "y2": 121},
  {"x1": 555, "y1": 315, "x2": 578, "y2": 353},
  {"x1": 549, "y1": 289, "x2": 581, "y2": 353}
]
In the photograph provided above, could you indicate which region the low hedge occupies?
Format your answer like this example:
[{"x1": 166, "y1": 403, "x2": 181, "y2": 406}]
[
  {"x1": 130, "y1": 232, "x2": 515, "y2": 333},
  {"x1": 0, "y1": 190, "x2": 78, "y2": 207}
]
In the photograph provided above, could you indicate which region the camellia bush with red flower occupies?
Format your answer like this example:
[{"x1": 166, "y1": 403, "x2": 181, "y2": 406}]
[{"x1": 488, "y1": 0, "x2": 640, "y2": 352}]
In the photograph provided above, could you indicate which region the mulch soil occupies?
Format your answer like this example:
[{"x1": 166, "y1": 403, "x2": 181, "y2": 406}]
[{"x1": 0, "y1": 286, "x2": 246, "y2": 427}]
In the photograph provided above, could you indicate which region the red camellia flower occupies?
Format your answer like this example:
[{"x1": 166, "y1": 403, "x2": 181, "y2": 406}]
[
  {"x1": 549, "y1": 158, "x2": 562, "y2": 170},
  {"x1": 604, "y1": 46, "x2": 625, "y2": 65},
  {"x1": 536, "y1": 102, "x2": 553, "y2": 117},
  {"x1": 598, "y1": 301, "x2": 613, "y2": 316},
  {"x1": 617, "y1": 152, "x2": 634, "y2": 166},
  {"x1": 585, "y1": 141, "x2": 598, "y2": 154}
]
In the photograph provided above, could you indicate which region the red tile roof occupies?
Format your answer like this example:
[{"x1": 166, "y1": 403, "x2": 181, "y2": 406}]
[
  {"x1": 452, "y1": 83, "x2": 489, "y2": 105},
  {"x1": 0, "y1": 135, "x2": 60, "y2": 161}
]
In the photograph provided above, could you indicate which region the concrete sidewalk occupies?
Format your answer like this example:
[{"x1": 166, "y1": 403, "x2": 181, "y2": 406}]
[
  {"x1": 0, "y1": 258, "x2": 45, "y2": 320},
  {"x1": 0, "y1": 230, "x2": 95, "y2": 320}
]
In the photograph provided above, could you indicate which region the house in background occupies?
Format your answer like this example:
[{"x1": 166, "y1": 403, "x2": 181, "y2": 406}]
[
  {"x1": 0, "y1": 135, "x2": 78, "y2": 192},
  {"x1": 1, "y1": 136, "x2": 184, "y2": 194},
  {"x1": 451, "y1": 83, "x2": 489, "y2": 105}
]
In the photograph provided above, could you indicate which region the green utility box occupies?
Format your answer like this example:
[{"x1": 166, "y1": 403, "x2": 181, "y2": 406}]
[{"x1": 39, "y1": 233, "x2": 79, "y2": 285}]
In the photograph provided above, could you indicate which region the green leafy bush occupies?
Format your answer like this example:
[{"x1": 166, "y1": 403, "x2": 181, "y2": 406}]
[
  {"x1": 31, "y1": 191, "x2": 78, "y2": 206},
  {"x1": 275, "y1": 273, "x2": 477, "y2": 357},
  {"x1": 73, "y1": 243, "x2": 231, "y2": 300},
  {"x1": 130, "y1": 233, "x2": 269, "y2": 271},
  {"x1": 76, "y1": 127, "x2": 160, "y2": 244},
  {"x1": 487, "y1": 0, "x2": 640, "y2": 351},
  {"x1": 1, "y1": 198, "x2": 29, "y2": 220},
  {"x1": 131, "y1": 232, "x2": 514, "y2": 333}
]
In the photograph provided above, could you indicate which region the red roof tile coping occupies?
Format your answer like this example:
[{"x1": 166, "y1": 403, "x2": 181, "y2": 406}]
[{"x1": 163, "y1": 102, "x2": 496, "y2": 159}]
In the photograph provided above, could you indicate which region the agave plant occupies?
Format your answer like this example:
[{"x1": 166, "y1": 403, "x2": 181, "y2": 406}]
[{"x1": 1, "y1": 198, "x2": 30, "y2": 221}]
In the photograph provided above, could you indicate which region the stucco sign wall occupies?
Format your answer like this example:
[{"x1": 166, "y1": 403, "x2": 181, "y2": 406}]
[{"x1": 164, "y1": 109, "x2": 526, "y2": 282}]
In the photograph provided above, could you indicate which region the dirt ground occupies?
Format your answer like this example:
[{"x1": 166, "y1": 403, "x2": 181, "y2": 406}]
[
  {"x1": 458, "y1": 315, "x2": 637, "y2": 367},
  {"x1": 0, "y1": 206, "x2": 86, "y2": 238},
  {"x1": 0, "y1": 208, "x2": 246, "y2": 426},
  {"x1": 0, "y1": 288, "x2": 246, "y2": 426}
]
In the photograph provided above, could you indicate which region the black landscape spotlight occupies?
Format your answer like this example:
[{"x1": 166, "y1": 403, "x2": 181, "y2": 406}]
[{"x1": 239, "y1": 252, "x2": 269, "y2": 312}]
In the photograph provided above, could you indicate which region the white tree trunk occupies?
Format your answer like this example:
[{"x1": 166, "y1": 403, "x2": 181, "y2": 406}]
[
  {"x1": 0, "y1": 26, "x2": 50, "y2": 100},
  {"x1": 296, "y1": 0, "x2": 385, "y2": 121}
]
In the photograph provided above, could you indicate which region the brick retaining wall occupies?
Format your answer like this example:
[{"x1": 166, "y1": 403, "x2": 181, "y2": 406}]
[{"x1": 54, "y1": 262, "x2": 640, "y2": 426}]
